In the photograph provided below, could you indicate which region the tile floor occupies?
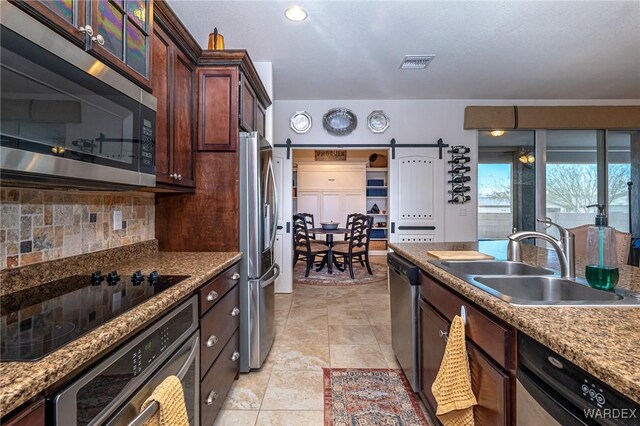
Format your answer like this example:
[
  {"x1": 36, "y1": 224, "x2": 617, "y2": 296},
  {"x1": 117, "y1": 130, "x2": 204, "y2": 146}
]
[{"x1": 214, "y1": 257, "x2": 407, "y2": 425}]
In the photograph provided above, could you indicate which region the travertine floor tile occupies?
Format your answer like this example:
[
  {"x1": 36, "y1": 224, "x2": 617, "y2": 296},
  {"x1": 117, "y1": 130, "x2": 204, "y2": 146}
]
[
  {"x1": 330, "y1": 344, "x2": 388, "y2": 368},
  {"x1": 261, "y1": 370, "x2": 324, "y2": 410},
  {"x1": 269, "y1": 341, "x2": 330, "y2": 371},
  {"x1": 222, "y1": 368, "x2": 271, "y2": 409},
  {"x1": 256, "y1": 410, "x2": 324, "y2": 426},
  {"x1": 279, "y1": 325, "x2": 329, "y2": 343},
  {"x1": 327, "y1": 297, "x2": 363, "y2": 310},
  {"x1": 327, "y1": 309, "x2": 370, "y2": 325},
  {"x1": 213, "y1": 410, "x2": 258, "y2": 426},
  {"x1": 379, "y1": 344, "x2": 401, "y2": 369},
  {"x1": 329, "y1": 325, "x2": 378, "y2": 345},
  {"x1": 365, "y1": 309, "x2": 391, "y2": 325},
  {"x1": 372, "y1": 324, "x2": 392, "y2": 345}
]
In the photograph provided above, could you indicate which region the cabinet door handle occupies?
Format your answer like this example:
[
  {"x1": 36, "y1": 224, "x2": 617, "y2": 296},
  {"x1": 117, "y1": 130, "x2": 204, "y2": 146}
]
[
  {"x1": 206, "y1": 290, "x2": 219, "y2": 302},
  {"x1": 230, "y1": 307, "x2": 240, "y2": 317},
  {"x1": 206, "y1": 335, "x2": 219, "y2": 347},
  {"x1": 92, "y1": 34, "x2": 105, "y2": 46},
  {"x1": 177, "y1": 174, "x2": 182, "y2": 180},
  {"x1": 328, "y1": 178, "x2": 336, "y2": 181},
  {"x1": 205, "y1": 390, "x2": 218, "y2": 405},
  {"x1": 231, "y1": 272, "x2": 241, "y2": 281},
  {"x1": 78, "y1": 25, "x2": 94, "y2": 36},
  {"x1": 439, "y1": 330, "x2": 448, "y2": 341},
  {"x1": 231, "y1": 351, "x2": 240, "y2": 362}
]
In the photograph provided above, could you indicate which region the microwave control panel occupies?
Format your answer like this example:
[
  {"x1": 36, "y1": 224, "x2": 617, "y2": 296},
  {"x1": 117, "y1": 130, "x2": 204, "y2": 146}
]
[{"x1": 141, "y1": 118, "x2": 154, "y2": 168}]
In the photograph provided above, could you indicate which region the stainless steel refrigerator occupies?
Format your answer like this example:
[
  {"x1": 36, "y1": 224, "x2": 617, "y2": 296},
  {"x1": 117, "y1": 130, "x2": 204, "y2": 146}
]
[{"x1": 239, "y1": 132, "x2": 280, "y2": 372}]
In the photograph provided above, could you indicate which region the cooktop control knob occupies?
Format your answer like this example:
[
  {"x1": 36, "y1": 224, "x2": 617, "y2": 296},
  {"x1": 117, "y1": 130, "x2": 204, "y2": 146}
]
[
  {"x1": 131, "y1": 270, "x2": 144, "y2": 286},
  {"x1": 90, "y1": 271, "x2": 104, "y2": 286},
  {"x1": 107, "y1": 271, "x2": 121, "y2": 286},
  {"x1": 148, "y1": 270, "x2": 160, "y2": 285}
]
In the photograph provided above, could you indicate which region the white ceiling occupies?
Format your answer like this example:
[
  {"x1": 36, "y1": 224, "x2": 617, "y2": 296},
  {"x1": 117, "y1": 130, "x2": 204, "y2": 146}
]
[{"x1": 168, "y1": 1, "x2": 640, "y2": 101}]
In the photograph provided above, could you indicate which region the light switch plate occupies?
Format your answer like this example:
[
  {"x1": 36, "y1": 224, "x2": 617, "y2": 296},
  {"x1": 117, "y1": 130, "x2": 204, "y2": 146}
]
[
  {"x1": 458, "y1": 208, "x2": 467, "y2": 217},
  {"x1": 113, "y1": 210, "x2": 123, "y2": 230}
]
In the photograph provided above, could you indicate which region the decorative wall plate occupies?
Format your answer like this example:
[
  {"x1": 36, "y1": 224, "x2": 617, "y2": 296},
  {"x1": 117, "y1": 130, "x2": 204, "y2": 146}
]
[
  {"x1": 322, "y1": 108, "x2": 357, "y2": 136},
  {"x1": 290, "y1": 111, "x2": 312, "y2": 134},
  {"x1": 367, "y1": 110, "x2": 390, "y2": 133}
]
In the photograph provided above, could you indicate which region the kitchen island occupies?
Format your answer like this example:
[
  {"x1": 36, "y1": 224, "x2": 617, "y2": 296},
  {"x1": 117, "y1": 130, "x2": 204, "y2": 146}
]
[
  {"x1": 0, "y1": 247, "x2": 242, "y2": 417},
  {"x1": 389, "y1": 241, "x2": 640, "y2": 405}
]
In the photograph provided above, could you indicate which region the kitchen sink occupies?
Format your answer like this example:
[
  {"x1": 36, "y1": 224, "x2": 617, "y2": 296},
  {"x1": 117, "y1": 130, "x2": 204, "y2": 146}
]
[
  {"x1": 429, "y1": 260, "x2": 640, "y2": 307},
  {"x1": 437, "y1": 260, "x2": 554, "y2": 276}
]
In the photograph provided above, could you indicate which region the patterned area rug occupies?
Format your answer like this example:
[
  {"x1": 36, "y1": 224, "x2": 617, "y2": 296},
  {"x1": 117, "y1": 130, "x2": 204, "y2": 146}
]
[
  {"x1": 294, "y1": 259, "x2": 387, "y2": 286},
  {"x1": 324, "y1": 368, "x2": 430, "y2": 426}
]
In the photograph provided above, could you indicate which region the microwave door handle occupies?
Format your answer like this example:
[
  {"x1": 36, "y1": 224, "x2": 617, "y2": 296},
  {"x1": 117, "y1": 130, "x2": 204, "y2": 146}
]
[{"x1": 126, "y1": 337, "x2": 198, "y2": 426}]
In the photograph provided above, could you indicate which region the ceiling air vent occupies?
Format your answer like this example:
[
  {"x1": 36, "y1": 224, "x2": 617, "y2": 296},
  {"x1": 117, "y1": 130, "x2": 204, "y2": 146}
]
[{"x1": 399, "y1": 55, "x2": 435, "y2": 70}]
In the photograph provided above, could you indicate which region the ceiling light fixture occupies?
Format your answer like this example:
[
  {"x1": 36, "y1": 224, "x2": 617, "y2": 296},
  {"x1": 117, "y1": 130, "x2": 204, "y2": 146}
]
[
  {"x1": 285, "y1": 6, "x2": 307, "y2": 22},
  {"x1": 399, "y1": 55, "x2": 435, "y2": 70},
  {"x1": 490, "y1": 130, "x2": 505, "y2": 137}
]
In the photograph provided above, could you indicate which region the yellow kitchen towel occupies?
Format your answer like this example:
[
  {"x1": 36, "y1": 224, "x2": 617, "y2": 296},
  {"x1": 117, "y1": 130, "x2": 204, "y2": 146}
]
[
  {"x1": 431, "y1": 315, "x2": 478, "y2": 426},
  {"x1": 141, "y1": 375, "x2": 189, "y2": 426}
]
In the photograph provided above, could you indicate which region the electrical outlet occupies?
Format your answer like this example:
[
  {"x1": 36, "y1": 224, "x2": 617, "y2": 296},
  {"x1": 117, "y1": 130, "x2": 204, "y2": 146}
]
[
  {"x1": 458, "y1": 208, "x2": 467, "y2": 217},
  {"x1": 113, "y1": 210, "x2": 123, "y2": 230}
]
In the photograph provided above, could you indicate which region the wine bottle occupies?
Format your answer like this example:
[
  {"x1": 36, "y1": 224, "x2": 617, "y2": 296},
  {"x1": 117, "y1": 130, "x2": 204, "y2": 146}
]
[
  {"x1": 448, "y1": 156, "x2": 471, "y2": 164},
  {"x1": 448, "y1": 195, "x2": 471, "y2": 204},
  {"x1": 448, "y1": 165, "x2": 471, "y2": 174},
  {"x1": 447, "y1": 145, "x2": 470, "y2": 154},
  {"x1": 447, "y1": 175, "x2": 471, "y2": 184},
  {"x1": 448, "y1": 185, "x2": 471, "y2": 194}
]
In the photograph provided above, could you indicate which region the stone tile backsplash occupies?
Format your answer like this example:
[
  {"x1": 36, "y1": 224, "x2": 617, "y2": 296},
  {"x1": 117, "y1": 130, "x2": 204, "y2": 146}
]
[{"x1": 0, "y1": 188, "x2": 155, "y2": 269}]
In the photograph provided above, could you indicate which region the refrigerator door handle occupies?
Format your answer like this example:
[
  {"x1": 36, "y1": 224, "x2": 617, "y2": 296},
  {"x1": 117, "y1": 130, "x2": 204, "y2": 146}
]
[
  {"x1": 260, "y1": 264, "x2": 280, "y2": 288},
  {"x1": 267, "y1": 159, "x2": 279, "y2": 250}
]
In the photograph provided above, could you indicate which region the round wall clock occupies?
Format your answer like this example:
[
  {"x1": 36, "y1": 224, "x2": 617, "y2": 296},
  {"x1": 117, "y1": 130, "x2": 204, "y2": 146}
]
[
  {"x1": 367, "y1": 110, "x2": 390, "y2": 133},
  {"x1": 322, "y1": 108, "x2": 357, "y2": 136},
  {"x1": 290, "y1": 111, "x2": 312, "y2": 134}
]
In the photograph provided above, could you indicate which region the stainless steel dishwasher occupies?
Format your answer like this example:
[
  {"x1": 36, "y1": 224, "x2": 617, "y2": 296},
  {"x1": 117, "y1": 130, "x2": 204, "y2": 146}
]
[{"x1": 388, "y1": 252, "x2": 420, "y2": 392}]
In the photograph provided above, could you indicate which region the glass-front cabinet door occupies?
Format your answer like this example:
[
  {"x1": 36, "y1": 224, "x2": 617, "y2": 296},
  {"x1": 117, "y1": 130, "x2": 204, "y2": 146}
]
[
  {"x1": 91, "y1": 0, "x2": 152, "y2": 86},
  {"x1": 11, "y1": 0, "x2": 87, "y2": 45}
]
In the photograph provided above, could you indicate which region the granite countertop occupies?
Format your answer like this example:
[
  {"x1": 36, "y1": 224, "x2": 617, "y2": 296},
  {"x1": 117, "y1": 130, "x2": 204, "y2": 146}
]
[
  {"x1": 389, "y1": 241, "x2": 640, "y2": 404},
  {"x1": 0, "y1": 251, "x2": 242, "y2": 416}
]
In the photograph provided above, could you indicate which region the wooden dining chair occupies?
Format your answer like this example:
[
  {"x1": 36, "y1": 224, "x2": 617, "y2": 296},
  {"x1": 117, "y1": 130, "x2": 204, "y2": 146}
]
[
  {"x1": 292, "y1": 213, "x2": 329, "y2": 277},
  {"x1": 333, "y1": 214, "x2": 374, "y2": 279},
  {"x1": 299, "y1": 212, "x2": 317, "y2": 240}
]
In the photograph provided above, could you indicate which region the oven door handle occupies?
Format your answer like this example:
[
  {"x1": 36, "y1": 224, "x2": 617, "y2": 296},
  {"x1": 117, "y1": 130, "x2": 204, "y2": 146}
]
[{"x1": 126, "y1": 336, "x2": 199, "y2": 426}]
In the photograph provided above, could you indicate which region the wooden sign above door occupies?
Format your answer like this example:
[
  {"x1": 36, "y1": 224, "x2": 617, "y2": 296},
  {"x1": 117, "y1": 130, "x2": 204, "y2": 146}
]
[{"x1": 315, "y1": 150, "x2": 347, "y2": 161}]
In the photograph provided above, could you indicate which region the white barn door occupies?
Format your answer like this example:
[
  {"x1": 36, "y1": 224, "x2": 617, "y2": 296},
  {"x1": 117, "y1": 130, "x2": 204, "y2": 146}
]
[
  {"x1": 389, "y1": 149, "x2": 444, "y2": 243},
  {"x1": 272, "y1": 150, "x2": 293, "y2": 293}
]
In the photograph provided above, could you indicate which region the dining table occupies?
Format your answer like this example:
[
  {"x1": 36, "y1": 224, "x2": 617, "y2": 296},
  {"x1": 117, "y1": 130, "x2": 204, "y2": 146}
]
[{"x1": 308, "y1": 227, "x2": 348, "y2": 274}]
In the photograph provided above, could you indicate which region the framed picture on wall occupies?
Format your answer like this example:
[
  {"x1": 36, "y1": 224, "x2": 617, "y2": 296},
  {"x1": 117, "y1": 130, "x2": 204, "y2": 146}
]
[{"x1": 315, "y1": 150, "x2": 347, "y2": 161}]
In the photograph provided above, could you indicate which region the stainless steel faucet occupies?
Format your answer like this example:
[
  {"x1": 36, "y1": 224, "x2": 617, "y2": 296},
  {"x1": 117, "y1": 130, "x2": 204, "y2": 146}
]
[{"x1": 507, "y1": 218, "x2": 576, "y2": 279}]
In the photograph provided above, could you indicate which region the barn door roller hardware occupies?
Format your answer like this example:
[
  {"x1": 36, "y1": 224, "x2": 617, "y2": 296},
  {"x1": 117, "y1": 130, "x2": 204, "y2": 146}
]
[{"x1": 274, "y1": 138, "x2": 449, "y2": 160}]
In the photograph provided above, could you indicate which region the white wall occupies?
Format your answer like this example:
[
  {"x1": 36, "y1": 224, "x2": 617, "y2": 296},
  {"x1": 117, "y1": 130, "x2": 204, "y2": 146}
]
[{"x1": 274, "y1": 99, "x2": 640, "y2": 242}]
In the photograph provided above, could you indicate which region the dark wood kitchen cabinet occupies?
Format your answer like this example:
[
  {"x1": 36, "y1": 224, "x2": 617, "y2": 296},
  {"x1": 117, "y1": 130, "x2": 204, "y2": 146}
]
[
  {"x1": 151, "y1": 21, "x2": 195, "y2": 188},
  {"x1": 2, "y1": 399, "x2": 44, "y2": 426},
  {"x1": 11, "y1": 0, "x2": 153, "y2": 90},
  {"x1": 418, "y1": 271, "x2": 515, "y2": 425},
  {"x1": 197, "y1": 50, "x2": 270, "y2": 151},
  {"x1": 197, "y1": 262, "x2": 241, "y2": 425}
]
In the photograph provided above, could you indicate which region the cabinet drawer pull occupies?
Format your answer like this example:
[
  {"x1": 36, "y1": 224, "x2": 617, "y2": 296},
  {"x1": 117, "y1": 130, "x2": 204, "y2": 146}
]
[
  {"x1": 328, "y1": 178, "x2": 336, "y2": 181},
  {"x1": 205, "y1": 390, "x2": 218, "y2": 405},
  {"x1": 230, "y1": 307, "x2": 240, "y2": 317},
  {"x1": 439, "y1": 330, "x2": 448, "y2": 341},
  {"x1": 206, "y1": 335, "x2": 219, "y2": 347},
  {"x1": 231, "y1": 272, "x2": 241, "y2": 281},
  {"x1": 78, "y1": 25, "x2": 94, "y2": 36},
  {"x1": 231, "y1": 351, "x2": 240, "y2": 362},
  {"x1": 206, "y1": 291, "x2": 219, "y2": 302},
  {"x1": 177, "y1": 174, "x2": 182, "y2": 180},
  {"x1": 92, "y1": 34, "x2": 105, "y2": 46}
]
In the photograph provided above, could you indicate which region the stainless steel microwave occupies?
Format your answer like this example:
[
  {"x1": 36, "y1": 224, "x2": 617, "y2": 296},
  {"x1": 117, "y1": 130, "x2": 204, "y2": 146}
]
[{"x1": 0, "y1": 3, "x2": 156, "y2": 189}]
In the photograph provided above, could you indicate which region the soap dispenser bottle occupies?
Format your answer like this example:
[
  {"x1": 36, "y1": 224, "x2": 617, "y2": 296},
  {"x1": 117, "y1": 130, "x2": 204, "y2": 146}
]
[{"x1": 585, "y1": 204, "x2": 619, "y2": 290}]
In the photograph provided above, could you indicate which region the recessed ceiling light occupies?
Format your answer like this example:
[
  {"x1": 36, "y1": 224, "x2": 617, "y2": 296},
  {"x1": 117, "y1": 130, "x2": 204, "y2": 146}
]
[
  {"x1": 490, "y1": 130, "x2": 505, "y2": 137},
  {"x1": 285, "y1": 6, "x2": 307, "y2": 22},
  {"x1": 399, "y1": 55, "x2": 435, "y2": 69}
]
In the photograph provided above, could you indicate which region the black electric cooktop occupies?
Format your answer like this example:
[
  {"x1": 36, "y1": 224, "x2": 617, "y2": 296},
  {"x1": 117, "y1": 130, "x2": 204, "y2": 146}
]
[{"x1": 0, "y1": 270, "x2": 190, "y2": 362}]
